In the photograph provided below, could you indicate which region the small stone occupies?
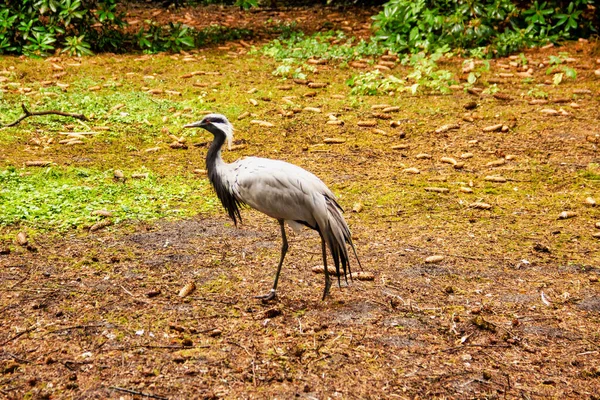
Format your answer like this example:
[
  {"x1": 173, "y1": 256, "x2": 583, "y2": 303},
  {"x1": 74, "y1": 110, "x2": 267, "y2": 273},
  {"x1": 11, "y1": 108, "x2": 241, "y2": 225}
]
[{"x1": 585, "y1": 197, "x2": 596, "y2": 207}]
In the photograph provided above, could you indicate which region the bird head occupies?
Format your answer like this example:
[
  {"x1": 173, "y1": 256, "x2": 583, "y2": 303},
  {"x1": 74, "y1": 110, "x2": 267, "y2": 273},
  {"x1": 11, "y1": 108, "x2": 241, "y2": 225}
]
[{"x1": 184, "y1": 113, "x2": 233, "y2": 150}]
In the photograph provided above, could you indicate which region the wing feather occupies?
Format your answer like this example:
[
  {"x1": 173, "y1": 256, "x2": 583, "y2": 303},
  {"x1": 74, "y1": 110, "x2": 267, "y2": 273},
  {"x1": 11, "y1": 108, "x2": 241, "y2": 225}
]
[{"x1": 230, "y1": 157, "x2": 334, "y2": 228}]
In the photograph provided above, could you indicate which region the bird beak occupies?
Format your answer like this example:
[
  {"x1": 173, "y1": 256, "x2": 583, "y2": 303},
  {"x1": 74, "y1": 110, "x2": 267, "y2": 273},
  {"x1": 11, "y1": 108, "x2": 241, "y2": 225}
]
[{"x1": 183, "y1": 121, "x2": 205, "y2": 128}]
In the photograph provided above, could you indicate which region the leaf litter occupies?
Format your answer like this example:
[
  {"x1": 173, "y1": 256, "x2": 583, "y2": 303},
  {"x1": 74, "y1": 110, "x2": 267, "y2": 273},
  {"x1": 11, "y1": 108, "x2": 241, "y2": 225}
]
[{"x1": 0, "y1": 7, "x2": 600, "y2": 399}]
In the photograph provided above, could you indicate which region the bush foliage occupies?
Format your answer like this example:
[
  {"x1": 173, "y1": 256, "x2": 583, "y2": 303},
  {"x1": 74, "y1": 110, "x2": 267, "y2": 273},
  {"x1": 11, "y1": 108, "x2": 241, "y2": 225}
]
[
  {"x1": 372, "y1": 0, "x2": 597, "y2": 57},
  {"x1": 0, "y1": 0, "x2": 597, "y2": 57},
  {"x1": 0, "y1": 0, "x2": 253, "y2": 56}
]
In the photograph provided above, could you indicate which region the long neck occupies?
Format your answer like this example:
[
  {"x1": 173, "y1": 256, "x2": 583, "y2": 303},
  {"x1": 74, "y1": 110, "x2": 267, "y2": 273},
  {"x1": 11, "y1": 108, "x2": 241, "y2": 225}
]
[
  {"x1": 204, "y1": 128, "x2": 242, "y2": 225},
  {"x1": 206, "y1": 128, "x2": 227, "y2": 175}
]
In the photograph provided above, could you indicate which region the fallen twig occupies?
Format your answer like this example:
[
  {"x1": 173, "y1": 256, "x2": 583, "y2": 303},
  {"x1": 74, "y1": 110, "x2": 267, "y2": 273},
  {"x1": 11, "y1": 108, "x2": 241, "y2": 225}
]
[
  {"x1": 2, "y1": 103, "x2": 88, "y2": 127},
  {"x1": 44, "y1": 323, "x2": 105, "y2": 336},
  {"x1": 109, "y1": 386, "x2": 168, "y2": 400},
  {"x1": 0, "y1": 325, "x2": 37, "y2": 346}
]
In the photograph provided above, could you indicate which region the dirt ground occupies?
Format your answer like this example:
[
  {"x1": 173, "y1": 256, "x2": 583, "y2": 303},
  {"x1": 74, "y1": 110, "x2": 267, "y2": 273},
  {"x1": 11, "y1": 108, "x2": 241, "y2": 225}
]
[{"x1": 2, "y1": 3, "x2": 600, "y2": 400}]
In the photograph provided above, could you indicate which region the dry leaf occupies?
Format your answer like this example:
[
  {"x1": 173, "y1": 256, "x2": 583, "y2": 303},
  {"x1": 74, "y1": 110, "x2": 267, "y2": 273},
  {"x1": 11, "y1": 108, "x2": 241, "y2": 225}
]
[
  {"x1": 484, "y1": 175, "x2": 507, "y2": 182},
  {"x1": 540, "y1": 108, "x2": 559, "y2": 115},
  {"x1": 303, "y1": 107, "x2": 321, "y2": 113},
  {"x1": 311, "y1": 265, "x2": 340, "y2": 276},
  {"x1": 178, "y1": 281, "x2": 196, "y2": 297},
  {"x1": 91, "y1": 210, "x2": 113, "y2": 217},
  {"x1": 558, "y1": 211, "x2": 577, "y2": 220},
  {"x1": 435, "y1": 124, "x2": 460, "y2": 134},
  {"x1": 486, "y1": 159, "x2": 506, "y2": 167},
  {"x1": 425, "y1": 255, "x2": 444, "y2": 264},
  {"x1": 483, "y1": 124, "x2": 503, "y2": 132},
  {"x1": 351, "y1": 271, "x2": 375, "y2": 281},
  {"x1": 90, "y1": 220, "x2": 113, "y2": 232},
  {"x1": 250, "y1": 120, "x2": 274, "y2": 127},
  {"x1": 424, "y1": 187, "x2": 449, "y2": 193},
  {"x1": 540, "y1": 291, "x2": 552, "y2": 306},
  {"x1": 440, "y1": 157, "x2": 457, "y2": 166},
  {"x1": 324, "y1": 137, "x2": 346, "y2": 144},
  {"x1": 352, "y1": 202, "x2": 363, "y2": 213},
  {"x1": 16, "y1": 232, "x2": 28, "y2": 246},
  {"x1": 25, "y1": 160, "x2": 52, "y2": 167},
  {"x1": 471, "y1": 202, "x2": 492, "y2": 210}
]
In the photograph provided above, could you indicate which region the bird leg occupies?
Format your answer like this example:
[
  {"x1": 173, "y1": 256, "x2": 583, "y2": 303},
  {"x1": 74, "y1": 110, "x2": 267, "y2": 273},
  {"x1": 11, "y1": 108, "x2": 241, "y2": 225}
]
[
  {"x1": 255, "y1": 220, "x2": 288, "y2": 301},
  {"x1": 321, "y1": 235, "x2": 331, "y2": 300}
]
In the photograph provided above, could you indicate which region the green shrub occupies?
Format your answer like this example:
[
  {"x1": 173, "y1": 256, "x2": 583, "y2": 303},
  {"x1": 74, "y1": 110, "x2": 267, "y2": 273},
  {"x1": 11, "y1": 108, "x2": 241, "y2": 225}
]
[
  {"x1": 0, "y1": 1, "x2": 254, "y2": 56},
  {"x1": 372, "y1": 0, "x2": 597, "y2": 57},
  {"x1": 260, "y1": 31, "x2": 383, "y2": 62},
  {"x1": 0, "y1": 0, "x2": 126, "y2": 56}
]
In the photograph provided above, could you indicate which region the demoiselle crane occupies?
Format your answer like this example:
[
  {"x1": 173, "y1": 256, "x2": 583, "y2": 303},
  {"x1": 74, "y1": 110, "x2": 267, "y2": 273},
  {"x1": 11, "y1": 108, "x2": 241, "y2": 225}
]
[{"x1": 184, "y1": 113, "x2": 361, "y2": 300}]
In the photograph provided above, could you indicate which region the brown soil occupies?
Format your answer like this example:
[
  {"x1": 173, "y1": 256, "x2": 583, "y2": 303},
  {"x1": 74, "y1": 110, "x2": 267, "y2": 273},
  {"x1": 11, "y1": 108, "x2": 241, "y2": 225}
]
[
  {"x1": 1, "y1": 4, "x2": 600, "y2": 400},
  {"x1": 122, "y1": 2, "x2": 377, "y2": 40}
]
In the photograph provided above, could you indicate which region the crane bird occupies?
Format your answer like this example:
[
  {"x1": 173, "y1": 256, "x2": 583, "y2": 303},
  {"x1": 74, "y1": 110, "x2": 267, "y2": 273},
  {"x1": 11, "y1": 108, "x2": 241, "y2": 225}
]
[{"x1": 184, "y1": 113, "x2": 361, "y2": 300}]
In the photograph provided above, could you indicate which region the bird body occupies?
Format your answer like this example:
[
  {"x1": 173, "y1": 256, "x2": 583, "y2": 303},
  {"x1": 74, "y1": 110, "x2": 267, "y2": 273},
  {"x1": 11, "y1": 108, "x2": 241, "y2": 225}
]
[{"x1": 185, "y1": 113, "x2": 361, "y2": 300}]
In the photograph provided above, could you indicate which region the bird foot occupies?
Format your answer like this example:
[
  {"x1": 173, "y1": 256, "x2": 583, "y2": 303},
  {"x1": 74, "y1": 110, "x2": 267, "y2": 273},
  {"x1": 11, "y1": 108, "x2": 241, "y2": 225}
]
[{"x1": 254, "y1": 289, "x2": 277, "y2": 301}]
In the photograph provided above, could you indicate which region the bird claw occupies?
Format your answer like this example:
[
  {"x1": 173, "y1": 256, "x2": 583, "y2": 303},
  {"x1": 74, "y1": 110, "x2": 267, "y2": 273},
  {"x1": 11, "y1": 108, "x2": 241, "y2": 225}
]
[{"x1": 254, "y1": 289, "x2": 277, "y2": 301}]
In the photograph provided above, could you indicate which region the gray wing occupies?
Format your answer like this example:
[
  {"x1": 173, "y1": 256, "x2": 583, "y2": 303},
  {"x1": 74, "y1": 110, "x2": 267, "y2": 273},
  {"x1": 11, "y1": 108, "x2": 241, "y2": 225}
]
[{"x1": 229, "y1": 157, "x2": 335, "y2": 228}]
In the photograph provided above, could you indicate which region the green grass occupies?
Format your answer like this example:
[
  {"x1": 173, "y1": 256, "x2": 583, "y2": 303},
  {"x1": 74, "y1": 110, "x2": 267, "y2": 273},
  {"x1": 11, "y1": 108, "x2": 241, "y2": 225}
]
[{"x1": 0, "y1": 166, "x2": 214, "y2": 231}]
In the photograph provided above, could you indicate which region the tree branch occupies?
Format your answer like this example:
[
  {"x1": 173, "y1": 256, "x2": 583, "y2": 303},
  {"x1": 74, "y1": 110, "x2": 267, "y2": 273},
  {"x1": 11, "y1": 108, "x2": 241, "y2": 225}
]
[{"x1": 2, "y1": 103, "x2": 89, "y2": 127}]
